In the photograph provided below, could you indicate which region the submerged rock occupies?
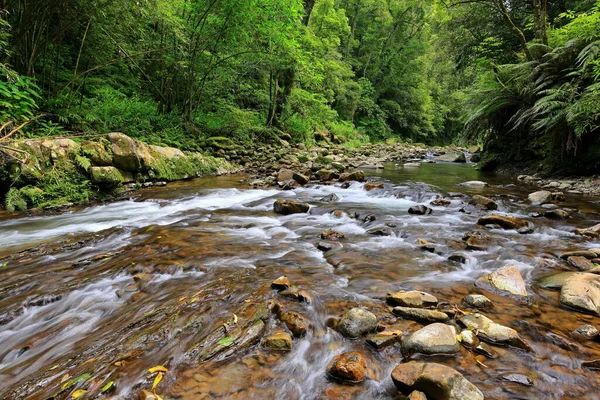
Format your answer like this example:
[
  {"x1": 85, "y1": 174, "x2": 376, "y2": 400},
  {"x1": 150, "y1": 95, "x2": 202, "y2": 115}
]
[
  {"x1": 320, "y1": 193, "x2": 340, "y2": 203},
  {"x1": 366, "y1": 331, "x2": 402, "y2": 350},
  {"x1": 459, "y1": 181, "x2": 488, "y2": 187},
  {"x1": 271, "y1": 276, "x2": 291, "y2": 291},
  {"x1": 475, "y1": 265, "x2": 527, "y2": 298},
  {"x1": 560, "y1": 273, "x2": 600, "y2": 315},
  {"x1": 392, "y1": 307, "x2": 449, "y2": 323},
  {"x1": 273, "y1": 200, "x2": 310, "y2": 215},
  {"x1": 364, "y1": 182, "x2": 385, "y2": 191},
  {"x1": 280, "y1": 311, "x2": 311, "y2": 337},
  {"x1": 500, "y1": 373, "x2": 533, "y2": 386},
  {"x1": 391, "y1": 361, "x2": 484, "y2": 400},
  {"x1": 567, "y1": 256, "x2": 595, "y2": 271},
  {"x1": 386, "y1": 290, "x2": 438, "y2": 308},
  {"x1": 316, "y1": 241, "x2": 342, "y2": 252},
  {"x1": 571, "y1": 324, "x2": 599, "y2": 341},
  {"x1": 574, "y1": 223, "x2": 600, "y2": 238},
  {"x1": 459, "y1": 313, "x2": 531, "y2": 351},
  {"x1": 402, "y1": 323, "x2": 460, "y2": 356},
  {"x1": 327, "y1": 352, "x2": 367, "y2": 383},
  {"x1": 337, "y1": 308, "x2": 378, "y2": 338}
]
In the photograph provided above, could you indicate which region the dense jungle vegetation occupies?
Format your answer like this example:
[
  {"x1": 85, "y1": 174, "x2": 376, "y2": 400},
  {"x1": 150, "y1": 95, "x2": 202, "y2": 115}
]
[{"x1": 1, "y1": 0, "x2": 599, "y2": 172}]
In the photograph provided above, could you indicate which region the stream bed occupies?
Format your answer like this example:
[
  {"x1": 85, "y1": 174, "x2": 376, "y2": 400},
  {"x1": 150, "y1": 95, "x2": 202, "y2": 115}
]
[{"x1": 1, "y1": 163, "x2": 600, "y2": 399}]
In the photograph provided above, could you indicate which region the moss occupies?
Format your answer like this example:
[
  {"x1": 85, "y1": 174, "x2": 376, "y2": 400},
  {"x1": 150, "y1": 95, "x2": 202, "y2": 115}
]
[{"x1": 5, "y1": 188, "x2": 27, "y2": 212}]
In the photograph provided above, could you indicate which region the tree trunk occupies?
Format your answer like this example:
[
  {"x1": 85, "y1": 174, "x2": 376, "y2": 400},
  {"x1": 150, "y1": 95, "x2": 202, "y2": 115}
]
[
  {"x1": 493, "y1": 0, "x2": 534, "y2": 61},
  {"x1": 533, "y1": 0, "x2": 548, "y2": 45},
  {"x1": 302, "y1": 0, "x2": 316, "y2": 26}
]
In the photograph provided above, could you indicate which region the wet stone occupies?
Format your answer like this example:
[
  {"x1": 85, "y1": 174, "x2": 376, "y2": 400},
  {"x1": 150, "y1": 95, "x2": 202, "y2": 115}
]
[
  {"x1": 430, "y1": 199, "x2": 451, "y2": 206},
  {"x1": 337, "y1": 308, "x2": 378, "y2": 338},
  {"x1": 572, "y1": 324, "x2": 599, "y2": 341},
  {"x1": 321, "y1": 229, "x2": 345, "y2": 240},
  {"x1": 567, "y1": 256, "x2": 595, "y2": 271},
  {"x1": 138, "y1": 390, "x2": 160, "y2": 400},
  {"x1": 262, "y1": 332, "x2": 293, "y2": 351},
  {"x1": 402, "y1": 323, "x2": 460, "y2": 356},
  {"x1": 462, "y1": 294, "x2": 494, "y2": 309},
  {"x1": 561, "y1": 251, "x2": 598, "y2": 260},
  {"x1": 560, "y1": 273, "x2": 600, "y2": 315},
  {"x1": 386, "y1": 290, "x2": 438, "y2": 308},
  {"x1": 367, "y1": 227, "x2": 393, "y2": 236},
  {"x1": 469, "y1": 195, "x2": 498, "y2": 210},
  {"x1": 280, "y1": 311, "x2": 311, "y2": 337},
  {"x1": 582, "y1": 359, "x2": 600, "y2": 370},
  {"x1": 365, "y1": 331, "x2": 402, "y2": 350},
  {"x1": 271, "y1": 276, "x2": 290, "y2": 291},
  {"x1": 500, "y1": 373, "x2": 533, "y2": 386},
  {"x1": 326, "y1": 352, "x2": 367, "y2": 383},
  {"x1": 459, "y1": 329, "x2": 479, "y2": 349},
  {"x1": 474, "y1": 342, "x2": 495, "y2": 358},
  {"x1": 408, "y1": 390, "x2": 427, "y2": 400},
  {"x1": 392, "y1": 307, "x2": 449, "y2": 323},
  {"x1": 543, "y1": 209, "x2": 570, "y2": 220},
  {"x1": 320, "y1": 193, "x2": 339, "y2": 203},
  {"x1": 364, "y1": 182, "x2": 385, "y2": 191},
  {"x1": 273, "y1": 199, "x2": 310, "y2": 215},
  {"x1": 391, "y1": 361, "x2": 484, "y2": 400},
  {"x1": 316, "y1": 241, "x2": 342, "y2": 252},
  {"x1": 408, "y1": 205, "x2": 432, "y2": 215},
  {"x1": 475, "y1": 265, "x2": 527, "y2": 298},
  {"x1": 477, "y1": 214, "x2": 532, "y2": 231},
  {"x1": 448, "y1": 253, "x2": 467, "y2": 264},
  {"x1": 459, "y1": 313, "x2": 531, "y2": 351}
]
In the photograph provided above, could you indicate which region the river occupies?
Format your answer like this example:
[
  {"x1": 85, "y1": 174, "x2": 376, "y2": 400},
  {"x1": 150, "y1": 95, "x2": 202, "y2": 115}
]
[{"x1": 1, "y1": 162, "x2": 599, "y2": 399}]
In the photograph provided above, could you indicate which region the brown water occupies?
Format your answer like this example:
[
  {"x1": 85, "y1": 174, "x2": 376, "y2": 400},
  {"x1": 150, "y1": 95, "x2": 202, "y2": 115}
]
[{"x1": 1, "y1": 163, "x2": 600, "y2": 400}]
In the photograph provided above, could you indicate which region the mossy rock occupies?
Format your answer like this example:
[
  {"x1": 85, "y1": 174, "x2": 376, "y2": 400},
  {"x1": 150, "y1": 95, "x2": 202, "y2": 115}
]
[
  {"x1": 82, "y1": 139, "x2": 113, "y2": 166},
  {"x1": 107, "y1": 132, "x2": 142, "y2": 172},
  {"x1": 89, "y1": 166, "x2": 127, "y2": 187}
]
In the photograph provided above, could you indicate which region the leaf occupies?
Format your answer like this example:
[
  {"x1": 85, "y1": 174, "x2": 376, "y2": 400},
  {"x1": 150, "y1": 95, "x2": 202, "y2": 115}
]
[
  {"x1": 72, "y1": 389, "x2": 87, "y2": 399},
  {"x1": 48, "y1": 365, "x2": 59, "y2": 371},
  {"x1": 61, "y1": 373, "x2": 91, "y2": 391},
  {"x1": 456, "y1": 333, "x2": 463, "y2": 342},
  {"x1": 217, "y1": 336, "x2": 235, "y2": 346},
  {"x1": 233, "y1": 314, "x2": 238, "y2": 324},
  {"x1": 152, "y1": 372, "x2": 164, "y2": 390},
  {"x1": 148, "y1": 366, "x2": 169, "y2": 374},
  {"x1": 101, "y1": 381, "x2": 114, "y2": 392}
]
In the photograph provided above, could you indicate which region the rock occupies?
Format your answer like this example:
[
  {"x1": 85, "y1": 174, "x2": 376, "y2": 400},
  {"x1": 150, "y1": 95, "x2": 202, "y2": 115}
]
[
  {"x1": 500, "y1": 373, "x2": 533, "y2": 386},
  {"x1": 567, "y1": 256, "x2": 595, "y2": 270},
  {"x1": 403, "y1": 162, "x2": 421, "y2": 168},
  {"x1": 386, "y1": 290, "x2": 438, "y2": 308},
  {"x1": 392, "y1": 307, "x2": 449, "y2": 323},
  {"x1": 89, "y1": 166, "x2": 127, "y2": 186},
  {"x1": 560, "y1": 273, "x2": 600, "y2": 315},
  {"x1": 475, "y1": 265, "x2": 527, "y2": 298},
  {"x1": 262, "y1": 331, "x2": 293, "y2": 350},
  {"x1": 459, "y1": 313, "x2": 531, "y2": 351},
  {"x1": 459, "y1": 329, "x2": 479, "y2": 349},
  {"x1": 316, "y1": 241, "x2": 342, "y2": 252},
  {"x1": 448, "y1": 254, "x2": 467, "y2": 264},
  {"x1": 271, "y1": 276, "x2": 290, "y2": 291},
  {"x1": 277, "y1": 169, "x2": 294, "y2": 183},
  {"x1": 469, "y1": 195, "x2": 498, "y2": 210},
  {"x1": 543, "y1": 209, "x2": 570, "y2": 220},
  {"x1": 364, "y1": 183, "x2": 385, "y2": 191},
  {"x1": 139, "y1": 390, "x2": 160, "y2": 400},
  {"x1": 582, "y1": 359, "x2": 600, "y2": 370},
  {"x1": 468, "y1": 145, "x2": 481, "y2": 154},
  {"x1": 561, "y1": 251, "x2": 598, "y2": 260},
  {"x1": 528, "y1": 190, "x2": 553, "y2": 205},
  {"x1": 402, "y1": 323, "x2": 460, "y2": 356},
  {"x1": 552, "y1": 191, "x2": 565, "y2": 201},
  {"x1": 539, "y1": 272, "x2": 583, "y2": 289},
  {"x1": 462, "y1": 294, "x2": 494, "y2": 309},
  {"x1": 280, "y1": 311, "x2": 311, "y2": 337},
  {"x1": 431, "y1": 199, "x2": 451, "y2": 207},
  {"x1": 321, "y1": 229, "x2": 344, "y2": 240},
  {"x1": 326, "y1": 352, "x2": 367, "y2": 383},
  {"x1": 465, "y1": 236, "x2": 490, "y2": 251},
  {"x1": 391, "y1": 361, "x2": 484, "y2": 400},
  {"x1": 575, "y1": 223, "x2": 600, "y2": 238},
  {"x1": 81, "y1": 140, "x2": 112, "y2": 166},
  {"x1": 337, "y1": 308, "x2": 378, "y2": 338},
  {"x1": 459, "y1": 181, "x2": 488, "y2": 187},
  {"x1": 367, "y1": 227, "x2": 393, "y2": 236},
  {"x1": 408, "y1": 205, "x2": 432, "y2": 215},
  {"x1": 320, "y1": 193, "x2": 339, "y2": 203},
  {"x1": 474, "y1": 342, "x2": 495, "y2": 358},
  {"x1": 477, "y1": 214, "x2": 533, "y2": 232},
  {"x1": 340, "y1": 170, "x2": 365, "y2": 182},
  {"x1": 273, "y1": 199, "x2": 310, "y2": 215},
  {"x1": 108, "y1": 132, "x2": 141, "y2": 172},
  {"x1": 316, "y1": 169, "x2": 339, "y2": 181},
  {"x1": 293, "y1": 172, "x2": 309, "y2": 185},
  {"x1": 366, "y1": 331, "x2": 402, "y2": 350},
  {"x1": 408, "y1": 391, "x2": 428, "y2": 400},
  {"x1": 439, "y1": 151, "x2": 466, "y2": 163},
  {"x1": 571, "y1": 324, "x2": 599, "y2": 341}
]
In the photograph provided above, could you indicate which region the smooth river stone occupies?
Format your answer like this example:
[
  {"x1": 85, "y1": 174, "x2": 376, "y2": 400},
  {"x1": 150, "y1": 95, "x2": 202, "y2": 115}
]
[
  {"x1": 459, "y1": 313, "x2": 532, "y2": 351},
  {"x1": 402, "y1": 323, "x2": 460, "y2": 356},
  {"x1": 475, "y1": 265, "x2": 527, "y2": 298},
  {"x1": 392, "y1": 307, "x2": 449, "y2": 323},
  {"x1": 386, "y1": 290, "x2": 438, "y2": 308},
  {"x1": 560, "y1": 273, "x2": 600, "y2": 316}
]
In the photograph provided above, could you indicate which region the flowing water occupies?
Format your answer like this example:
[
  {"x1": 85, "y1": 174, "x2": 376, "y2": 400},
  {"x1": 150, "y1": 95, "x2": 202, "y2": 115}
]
[{"x1": 1, "y1": 163, "x2": 600, "y2": 399}]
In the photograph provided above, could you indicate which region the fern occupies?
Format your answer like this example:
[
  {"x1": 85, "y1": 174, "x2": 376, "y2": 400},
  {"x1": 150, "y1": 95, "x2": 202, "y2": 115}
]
[{"x1": 5, "y1": 188, "x2": 27, "y2": 212}]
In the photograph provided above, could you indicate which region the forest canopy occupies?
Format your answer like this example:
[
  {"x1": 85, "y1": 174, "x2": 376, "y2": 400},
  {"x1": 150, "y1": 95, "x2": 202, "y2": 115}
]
[{"x1": 1, "y1": 0, "x2": 599, "y2": 171}]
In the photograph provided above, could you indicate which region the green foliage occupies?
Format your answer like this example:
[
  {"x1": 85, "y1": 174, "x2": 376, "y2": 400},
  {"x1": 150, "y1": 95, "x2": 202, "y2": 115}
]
[{"x1": 5, "y1": 188, "x2": 27, "y2": 212}]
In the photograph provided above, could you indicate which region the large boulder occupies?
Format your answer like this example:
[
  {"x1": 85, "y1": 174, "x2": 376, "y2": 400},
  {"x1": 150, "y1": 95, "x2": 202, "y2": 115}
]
[
  {"x1": 273, "y1": 200, "x2": 310, "y2": 215},
  {"x1": 438, "y1": 151, "x2": 467, "y2": 163},
  {"x1": 402, "y1": 323, "x2": 460, "y2": 356},
  {"x1": 391, "y1": 361, "x2": 484, "y2": 400},
  {"x1": 475, "y1": 265, "x2": 527, "y2": 298},
  {"x1": 89, "y1": 166, "x2": 127, "y2": 186},
  {"x1": 81, "y1": 140, "x2": 113, "y2": 166},
  {"x1": 337, "y1": 308, "x2": 378, "y2": 338},
  {"x1": 560, "y1": 273, "x2": 600, "y2": 316},
  {"x1": 326, "y1": 352, "x2": 367, "y2": 383},
  {"x1": 386, "y1": 290, "x2": 438, "y2": 308},
  {"x1": 459, "y1": 313, "x2": 531, "y2": 351},
  {"x1": 477, "y1": 214, "x2": 533, "y2": 233},
  {"x1": 107, "y1": 132, "x2": 142, "y2": 172},
  {"x1": 469, "y1": 195, "x2": 498, "y2": 210},
  {"x1": 340, "y1": 170, "x2": 365, "y2": 182}
]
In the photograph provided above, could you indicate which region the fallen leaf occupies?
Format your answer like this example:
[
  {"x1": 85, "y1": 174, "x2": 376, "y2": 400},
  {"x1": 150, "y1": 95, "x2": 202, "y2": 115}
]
[
  {"x1": 61, "y1": 373, "x2": 91, "y2": 391},
  {"x1": 217, "y1": 336, "x2": 235, "y2": 346},
  {"x1": 148, "y1": 366, "x2": 168, "y2": 374},
  {"x1": 233, "y1": 314, "x2": 238, "y2": 324},
  {"x1": 48, "y1": 365, "x2": 59, "y2": 371},
  {"x1": 152, "y1": 372, "x2": 163, "y2": 390},
  {"x1": 101, "y1": 381, "x2": 114, "y2": 392},
  {"x1": 72, "y1": 389, "x2": 87, "y2": 399}
]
